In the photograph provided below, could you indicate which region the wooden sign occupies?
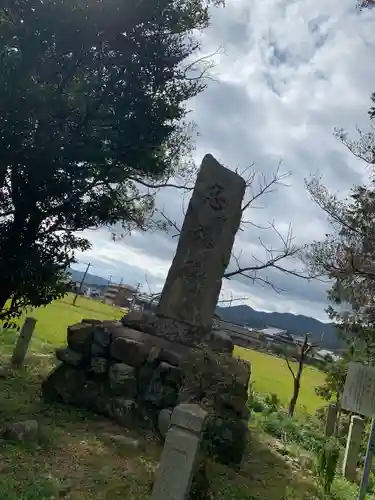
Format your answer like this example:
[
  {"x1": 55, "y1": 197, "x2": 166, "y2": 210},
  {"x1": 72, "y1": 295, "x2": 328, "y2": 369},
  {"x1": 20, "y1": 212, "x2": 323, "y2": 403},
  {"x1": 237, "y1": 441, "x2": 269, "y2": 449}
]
[{"x1": 342, "y1": 362, "x2": 375, "y2": 417}]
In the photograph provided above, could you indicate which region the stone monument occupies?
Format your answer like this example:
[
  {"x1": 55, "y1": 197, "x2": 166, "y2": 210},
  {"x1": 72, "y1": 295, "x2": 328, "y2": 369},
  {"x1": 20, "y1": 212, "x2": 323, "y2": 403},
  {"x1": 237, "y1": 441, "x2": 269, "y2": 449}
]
[{"x1": 41, "y1": 154, "x2": 251, "y2": 466}]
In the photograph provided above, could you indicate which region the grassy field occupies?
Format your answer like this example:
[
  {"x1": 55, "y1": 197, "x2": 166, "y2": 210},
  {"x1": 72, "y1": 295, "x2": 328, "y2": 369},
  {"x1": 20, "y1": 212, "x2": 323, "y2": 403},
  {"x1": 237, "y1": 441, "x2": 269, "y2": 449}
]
[
  {"x1": 0, "y1": 328, "x2": 322, "y2": 500},
  {"x1": 9, "y1": 295, "x2": 326, "y2": 415},
  {"x1": 235, "y1": 347, "x2": 325, "y2": 414},
  {"x1": 12, "y1": 295, "x2": 326, "y2": 414},
  {"x1": 16, "y1": 294, "x2": 124, "y2": 346},
  {"x1": 0, "y1": 296, "x2": 362, "y2": 499}
]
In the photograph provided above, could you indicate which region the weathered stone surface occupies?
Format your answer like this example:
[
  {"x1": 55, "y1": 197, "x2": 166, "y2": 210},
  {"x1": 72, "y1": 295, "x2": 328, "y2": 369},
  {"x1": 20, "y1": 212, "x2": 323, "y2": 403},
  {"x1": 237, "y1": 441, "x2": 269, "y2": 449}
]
[
  {"x1": 343, "y1": 415, "x2": 365, "y2": 481},
  {"x1": 151, "y1": 404, "x2": 208, "y2": 500},
  {"x1": 157, "y1": 362, "x2": 183, "y2": 387},
  {"x1": 110, "y1": 397, "x2": 139, "y2": 427},
  {"x1": 79, "y1": 380, "x2": 104, "y2": 411},
  {"x1": 111, "y1": 326, "x2": 192, "y2": 359},
  {"x1": 90, "y1": 357, "x2": 108, "y2": 374},
  {"x1": 109, "y1": 363, "x2": 137, "y2": 397},
  {"x1": 143, "y1": 362, "x2": 183, "y2": 409},
  {"x1": 81, "y1": 318, "x2": 103, "y2": 326},
  {"x1": 144, "y1": 377, "x2": 178, "y2": 409},
  {"x1": 147, "y1": 346, "x2": 162, "y2": 365},
  {"x1": 122, "y1": 310, "x2": 156, "y2": 333},
  {"x1": 106, "y1": 433, "x2": 140, "y2": 449},
  {"x1": 204, "y1": 415, "x2": 248, "y2": 466},
  {"x1": 56, "y1": 347, "x2": 83, "y2": 367},
  {"x1": 110, "y1": 336, "x2": 149, "y2": 367},
  {"x1": 3, "y1": 420, "x2": 39, "y2": 443},
  {"x1": 159, "y1": 348, "x2": 182, "y2": 366},
  {"x1": 156, "y1": 154, "x2": 246, "y2": 334},
  {"x1": 208, "y1": 330, "x2": 234, "y2": 354},
  {"x1": 91, "y1": 326, "x2": 111, "y2": 357},
  {"x1": 42, "y1": 364, "x2": 87, "y2": 404},
  {"x1": 67, "y1": 323, "x2": 92, "y2": 352},
  {"x1": 158, "y1": 408, "x2": 172, "y2": 437}
]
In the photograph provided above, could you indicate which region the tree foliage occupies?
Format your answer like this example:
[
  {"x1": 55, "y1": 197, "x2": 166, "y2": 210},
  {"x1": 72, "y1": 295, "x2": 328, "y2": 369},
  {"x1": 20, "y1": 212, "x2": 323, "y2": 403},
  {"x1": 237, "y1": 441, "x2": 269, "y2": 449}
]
[
  {"x1": 306, "y1": 93, "x2": 375, "y2": 354},
  {"x1": 0, "y1": 0, "x2": 223, "y2": 321}
]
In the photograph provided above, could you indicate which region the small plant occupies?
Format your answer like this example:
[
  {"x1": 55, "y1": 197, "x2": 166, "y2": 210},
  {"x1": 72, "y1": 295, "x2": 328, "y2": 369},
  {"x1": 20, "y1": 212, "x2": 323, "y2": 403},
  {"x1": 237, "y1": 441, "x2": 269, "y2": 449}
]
[
  {"x1": 317, "y1": 437, "x2": 340, "y2": 494},
  {"x1": 264, "y1": 393, "x2": 280, "y2": 413}
]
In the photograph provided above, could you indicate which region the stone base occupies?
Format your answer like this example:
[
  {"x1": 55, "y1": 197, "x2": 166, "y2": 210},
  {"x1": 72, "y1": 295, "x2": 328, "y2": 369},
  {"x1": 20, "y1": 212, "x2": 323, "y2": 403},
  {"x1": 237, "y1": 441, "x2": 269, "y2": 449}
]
[
  {"x1": 122, "y1": 311, "x2": 234, "y2": 354},
  {"x1": 41, "y1": 318, "x2": 250, "y2": 466}
]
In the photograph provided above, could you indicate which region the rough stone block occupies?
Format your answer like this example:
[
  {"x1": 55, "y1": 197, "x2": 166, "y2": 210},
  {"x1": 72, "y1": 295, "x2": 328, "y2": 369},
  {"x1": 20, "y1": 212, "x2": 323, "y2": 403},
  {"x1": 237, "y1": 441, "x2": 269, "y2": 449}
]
[
  {"x1": 203, "y1": 415, "x2": 248, "y2": 466},
  {"x1": 159, "y1": 348, "x2": 182, "y2": 366},
  {"x1": 90, "y1": 357, "x2": 108, "y2": 375},
  {"x1": 110, "y1": 337, "x2": 149, "y2": 367},
  {"x1": 158, "y1": 408, "x2": 172, "y2": 437},
  {"x1": 208, "y1": 330, "x2": 234, "y2": 354},
  {"x1": 81, "y1": 319, "x2": 103, "y2": 326},
  {"x1": 144, "y1": 376, "x2": 179, "y2": 409},
  {"x1": 91, "y1": 326, "x2": 111, "y2": 357},
  {"x1": 67, "y1": 324, "x2": 92, "y2": 352},
  {"x1": 110, "y1": 397, "x2": 139, "y2": 427},
  {"x1": 3, "y1": 420, "x2": 39, "y2": 443},
  {"x1": 172, "y1": 404, "x2": 208, "y2": 434},
  {"x1": 109, "y1": 363, "x2": 137, "y2": 398},
  {"x1": 142, "y1": 362, "x2": 182, "y2": 409},
  {"x1": 56, "y1": 347, "x2": 83, "y2": 367},
  {"x1": 111, "y1": 326, "x2": 192, "y2": 360},
  {"x1": 41, "y1": 364, "x2": 87, "y2": 404},
  {"x1": 122, "y1": 310, "x2": 156, "y2": 332}
]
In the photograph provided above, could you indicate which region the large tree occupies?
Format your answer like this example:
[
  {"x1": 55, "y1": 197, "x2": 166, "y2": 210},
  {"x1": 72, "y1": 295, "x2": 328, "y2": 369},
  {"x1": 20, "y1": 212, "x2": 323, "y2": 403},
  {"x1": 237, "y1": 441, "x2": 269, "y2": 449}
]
[
  {"x1": 0, "y1": 0, "x2": 223, "y2": 320},
  {"x1": 306, "y1": 93, "x2": 375, "y2": 357}
]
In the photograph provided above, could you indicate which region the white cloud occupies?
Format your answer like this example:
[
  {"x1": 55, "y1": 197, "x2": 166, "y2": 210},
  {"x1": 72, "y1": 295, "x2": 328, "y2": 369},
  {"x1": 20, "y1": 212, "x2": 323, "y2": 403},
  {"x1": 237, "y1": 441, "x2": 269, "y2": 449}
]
[{"x1": 77, "y1": 0, "x2": 375, "y2": 322}]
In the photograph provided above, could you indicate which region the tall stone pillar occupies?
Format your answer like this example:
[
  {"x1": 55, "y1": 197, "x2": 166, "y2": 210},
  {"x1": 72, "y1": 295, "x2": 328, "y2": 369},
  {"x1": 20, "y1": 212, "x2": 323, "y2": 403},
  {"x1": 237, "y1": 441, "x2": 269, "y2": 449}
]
[{"x1": 157, "y1": 153, "x2": 246, "y2": 334}]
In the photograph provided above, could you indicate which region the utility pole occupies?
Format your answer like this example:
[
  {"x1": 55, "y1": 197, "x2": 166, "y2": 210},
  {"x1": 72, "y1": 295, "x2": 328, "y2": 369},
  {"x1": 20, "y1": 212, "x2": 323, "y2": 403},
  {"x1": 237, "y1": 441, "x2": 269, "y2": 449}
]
[
  {"x1": 72, "y1": 263, "x2": 91, "y2": 306},
  {"x1": 130, "y1": 282, "x2": 141, "y2": 312}
]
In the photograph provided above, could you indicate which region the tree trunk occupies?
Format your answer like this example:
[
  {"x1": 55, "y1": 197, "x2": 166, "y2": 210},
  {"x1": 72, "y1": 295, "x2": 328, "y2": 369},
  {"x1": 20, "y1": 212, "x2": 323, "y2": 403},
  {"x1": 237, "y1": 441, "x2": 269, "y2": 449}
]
[
  {"x1": 288, "y1": 359, "x2": 304, "y2": 417},
  {"x1": 288, "y1": 378, "x2": 300, "y2": 417}
]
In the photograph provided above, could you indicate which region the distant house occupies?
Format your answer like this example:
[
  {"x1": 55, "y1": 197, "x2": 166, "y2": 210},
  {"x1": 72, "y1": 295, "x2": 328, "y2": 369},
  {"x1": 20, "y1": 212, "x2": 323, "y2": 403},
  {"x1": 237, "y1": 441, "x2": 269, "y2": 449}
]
[
  {"x1": 104, "y1": 283, "x2": 137, "y2": 307},
  {"x1": 314, "y1": 349, "x2": 341, "y2": 363},
  {"x1": 257, "y1": 327, "x2": 307, "y2": 347},
  {"x1": 213, "y1": 318, "x2": 261, "y2": 347},
  {"x1": 134, "y1": 293, "x2": 159, "y2": 312}
]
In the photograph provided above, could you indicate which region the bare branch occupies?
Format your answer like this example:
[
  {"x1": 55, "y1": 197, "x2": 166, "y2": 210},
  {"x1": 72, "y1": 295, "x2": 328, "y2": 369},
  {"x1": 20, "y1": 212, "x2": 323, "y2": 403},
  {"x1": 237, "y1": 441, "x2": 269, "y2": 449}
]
[
  {"x1": 241, "y1": 161, "x2": 291, "y2": 215},
  {"x1": 284, "y1": 354, "x2": 296, "y2": 381}
]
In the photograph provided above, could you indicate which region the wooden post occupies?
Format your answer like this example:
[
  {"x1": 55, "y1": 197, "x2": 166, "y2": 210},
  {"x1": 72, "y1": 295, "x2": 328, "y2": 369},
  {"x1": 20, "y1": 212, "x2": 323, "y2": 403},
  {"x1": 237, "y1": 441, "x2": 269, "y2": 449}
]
[
  {"x1": 325, "y1": 403, "x2": 338, "y2": 437},
  {"x1": 11, "y1": 317, "x2": 37, "y2": 367}
]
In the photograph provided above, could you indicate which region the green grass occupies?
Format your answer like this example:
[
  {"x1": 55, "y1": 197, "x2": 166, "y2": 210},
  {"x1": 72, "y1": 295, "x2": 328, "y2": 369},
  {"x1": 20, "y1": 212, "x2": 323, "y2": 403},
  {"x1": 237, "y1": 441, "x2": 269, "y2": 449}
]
[
  {"x1": 0, "y1": 333, "x2": 322, "y2": 500},
  {"x1": 235, "y1": 346, "x2": 326, "y2": 414},
  {"x1": 0, "y1": 297, "x2": 361, "y2": 499},
  {"x1": 15, "y1": 294, "x2": 124, "y2": 346}
]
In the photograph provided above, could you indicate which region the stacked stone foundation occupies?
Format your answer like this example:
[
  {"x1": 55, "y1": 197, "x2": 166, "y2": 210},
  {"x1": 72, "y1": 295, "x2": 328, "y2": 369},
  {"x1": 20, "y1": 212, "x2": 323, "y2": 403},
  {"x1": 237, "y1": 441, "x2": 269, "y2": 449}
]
[{"x1": 42, "y1": 316, "x2": 251, "y2": 465}]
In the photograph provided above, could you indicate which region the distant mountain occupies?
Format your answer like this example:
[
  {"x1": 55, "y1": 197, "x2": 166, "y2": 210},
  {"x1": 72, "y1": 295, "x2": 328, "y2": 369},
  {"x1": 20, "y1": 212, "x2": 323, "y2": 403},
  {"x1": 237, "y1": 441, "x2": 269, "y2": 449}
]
[
  {"x1": 68, "y1": 268, "x2": 109, "y2": 288},
  {"x1": 216, "y1": 305, "x2": 343, "y2": 351},
  {"x1": 68, "y1": 268, "x2": 342, "y2": 350}
]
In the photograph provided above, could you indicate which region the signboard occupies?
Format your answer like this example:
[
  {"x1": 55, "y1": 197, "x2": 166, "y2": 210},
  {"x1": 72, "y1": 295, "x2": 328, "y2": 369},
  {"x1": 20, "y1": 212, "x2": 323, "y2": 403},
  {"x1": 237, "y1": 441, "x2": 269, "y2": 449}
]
[{"x1": 342, "y1": 362, "x2": 375, "y2": 417}]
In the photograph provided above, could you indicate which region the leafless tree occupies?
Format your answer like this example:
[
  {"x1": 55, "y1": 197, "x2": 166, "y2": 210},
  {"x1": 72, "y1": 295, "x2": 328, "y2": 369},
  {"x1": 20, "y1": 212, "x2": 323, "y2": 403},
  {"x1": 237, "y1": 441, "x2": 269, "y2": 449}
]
[
  {"x1": 157, "y1": 163, "x2": 323, "y2": 292},
  {"x1": 284, "y1": 334, "x2": 314, "y2": 417}
]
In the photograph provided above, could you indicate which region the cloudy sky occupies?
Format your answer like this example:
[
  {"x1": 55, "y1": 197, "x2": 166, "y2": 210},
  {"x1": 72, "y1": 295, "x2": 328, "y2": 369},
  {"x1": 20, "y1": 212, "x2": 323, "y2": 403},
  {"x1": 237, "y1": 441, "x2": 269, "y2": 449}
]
[{"x1": 76, "y1": 0, "x2": 375, "y2": 322}]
